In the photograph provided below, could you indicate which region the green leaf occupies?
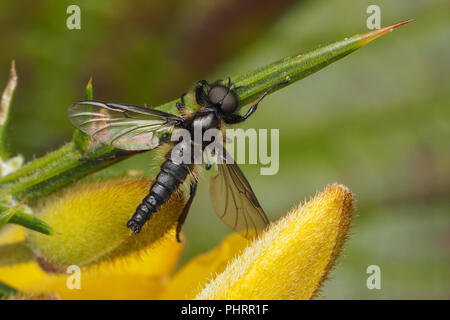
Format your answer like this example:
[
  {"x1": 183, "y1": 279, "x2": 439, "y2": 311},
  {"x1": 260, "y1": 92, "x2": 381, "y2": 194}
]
[
  {"x1": 73, "y1": 77, "x2": 94, "y2": 152},
  {"x1": 0, "y1": 207, "x2": 16, "y2": 227},
  {"x1": 0, "y1": 195, "x2": 27, "y2": 228},
  {"x1": 0, "y1": 280, "x2": 18, "y2": 299},
  {"x1": 84, "y1": 77, "x2": 93, "y2": 100},
  {"x1": 0, "y1": 195, "x2": 53, "y2": 235},
  {"x1": 8, "y1": 211, "x2": 53, "y2": 235},
  {"x1": 0, "y1": 60, "x2": 18, "y2": 159},
  {"x1": 0, "y1": 20, "x2": 413, "y2": 202},
  {"x1": 0, "y1": 200, "x2": 53, "y2": 235}
]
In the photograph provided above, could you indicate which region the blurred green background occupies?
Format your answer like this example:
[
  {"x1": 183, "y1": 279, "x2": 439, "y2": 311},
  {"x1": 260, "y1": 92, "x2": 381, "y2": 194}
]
[{"x1": 0, "y1": 0, "x2": 448, "y2": 299}]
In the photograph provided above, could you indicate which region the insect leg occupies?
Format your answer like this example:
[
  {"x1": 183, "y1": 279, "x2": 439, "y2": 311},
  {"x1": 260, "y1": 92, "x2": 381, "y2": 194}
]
[
  {"x1": 176, "y1": 92, "x2": 187, "y2": 112},
  {"x1": 195, "y1": 80, "x2": 209, "y2": 105},
  {"x1": 176, "y1": 181, "x2": 198, "y2": 242},
  {"x1": 79, "y1": 149, "x2": 149, "y2": 162},
  {"x1": 224, "y1": 78, "x2": 290, "y2": 124},
  {"x1": 225, "y1": 76, "x2": 245, "y2": 92}
]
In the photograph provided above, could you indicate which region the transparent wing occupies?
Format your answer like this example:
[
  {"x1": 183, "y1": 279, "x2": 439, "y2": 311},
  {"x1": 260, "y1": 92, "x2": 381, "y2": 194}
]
[
  {"x1": 67, "y1": 101, "x2": 183, "y2": 151},
  {"x1": 209, "y1": 150, "x2": 269, "y2": 239}
]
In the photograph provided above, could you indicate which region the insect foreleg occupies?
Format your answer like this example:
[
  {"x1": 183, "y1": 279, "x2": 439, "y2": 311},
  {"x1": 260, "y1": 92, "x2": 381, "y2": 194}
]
[
  {"x1": 176, "y1": 92, "x2": 187, "y2": 113},
  {"x1": 176, "y1": 181, "x2": 198, "y2": 242},
  {"x1": 223, "y1": 78, "x2": 290, "y2": 124},
  {"x1": 195, "y1": 80, "x2": 209, "y2": 105}
]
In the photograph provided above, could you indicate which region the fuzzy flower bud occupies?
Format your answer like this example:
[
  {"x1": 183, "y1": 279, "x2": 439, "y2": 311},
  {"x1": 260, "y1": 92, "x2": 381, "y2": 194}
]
[
  {"x1": 195, "y1": 184, "x2": 354, "y2": 299},
  {"x1": 27, "y1": 178, "x2": 185, "y2": 271}
]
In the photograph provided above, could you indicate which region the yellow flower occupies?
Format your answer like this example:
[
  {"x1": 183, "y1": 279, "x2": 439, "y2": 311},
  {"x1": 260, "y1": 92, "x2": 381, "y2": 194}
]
[
  {"x1": 0, "y1": 181, "x2": 353, "y2": 300},
  {"x1": 195, "y1": 184, "x2": 353, "y2": 299},
  {"x1": 27, "y1": 178, "x2": 185, "y2": 270}
]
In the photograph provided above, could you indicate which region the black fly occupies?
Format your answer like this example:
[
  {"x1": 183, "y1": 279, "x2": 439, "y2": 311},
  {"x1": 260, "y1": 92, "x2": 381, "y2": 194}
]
[{"x1": 67, "y1": 77, "x2": 289, "y2": 241}]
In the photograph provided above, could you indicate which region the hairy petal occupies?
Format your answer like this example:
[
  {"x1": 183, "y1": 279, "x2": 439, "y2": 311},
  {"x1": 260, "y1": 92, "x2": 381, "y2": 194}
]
[
  {"x1": 26, "y1": 178, "x2": 185, "y2": 270},
  {"x1": 0, "y1": 225, "x2": 183, "y2": 299},
  {"x1": 161, "y1": 234, "x2": 250, "y2": 299},
  {"x1": 195, "y1": 184, "x2": 354, "y2": 300}
]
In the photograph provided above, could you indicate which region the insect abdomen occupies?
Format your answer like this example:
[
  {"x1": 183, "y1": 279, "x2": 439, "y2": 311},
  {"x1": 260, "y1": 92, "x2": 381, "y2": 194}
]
[{"x1": 127, "y1": 156, "x2": 192, "y2": 234}]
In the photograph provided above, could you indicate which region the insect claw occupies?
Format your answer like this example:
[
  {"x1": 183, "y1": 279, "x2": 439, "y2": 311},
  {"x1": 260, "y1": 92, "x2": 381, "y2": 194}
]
[
  {"x1": 176, "y1": 93, "x2": 187, "y2": 113},
  {"x1": 232, "y1": 85, "x2": 245, "y2": 90}
]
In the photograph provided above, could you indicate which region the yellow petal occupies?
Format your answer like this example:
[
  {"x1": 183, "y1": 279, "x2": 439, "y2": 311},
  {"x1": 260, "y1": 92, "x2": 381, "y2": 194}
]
[
  {"x1": 195, "y1": 184, "x2": 354, "y2": 300},
  {"x1": 161, "y1": 234, "x2": 250, "y2": 299},
  {"x1": 0, "y1": 225, "x2": 184, "y2": 299},
  {"x1": 27, "y1": 273, "x2": 167, "y2": 300},
  {"x1": 26, "y1": 178, "x2": 185, "y2": 270}
]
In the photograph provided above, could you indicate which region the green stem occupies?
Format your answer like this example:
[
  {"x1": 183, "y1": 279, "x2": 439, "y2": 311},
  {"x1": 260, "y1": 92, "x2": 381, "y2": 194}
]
[{"x1": 0, "y1": 142, "x2": 119, "y2": 202}]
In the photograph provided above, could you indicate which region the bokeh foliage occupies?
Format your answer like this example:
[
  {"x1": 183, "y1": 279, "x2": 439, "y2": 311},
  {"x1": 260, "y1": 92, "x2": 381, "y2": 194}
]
[{"x1": 0, "y1": 0, "x2": 448, "y2": 298}]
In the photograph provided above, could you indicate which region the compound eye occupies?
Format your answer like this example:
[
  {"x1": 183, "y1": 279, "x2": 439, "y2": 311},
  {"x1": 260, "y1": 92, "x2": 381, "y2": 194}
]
[
  {"x1": 220, "y1": 92, "x2": 238, "y2": 113},
  {"x1": 208, "y1": 85, "x2": 238, "y2": 114},
  {"x1": 208, "y1": 86, "x2": 228, "y2": 105}
]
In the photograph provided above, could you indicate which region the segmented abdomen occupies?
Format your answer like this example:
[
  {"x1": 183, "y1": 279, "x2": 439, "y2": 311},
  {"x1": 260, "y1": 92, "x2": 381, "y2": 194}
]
[{"x1": 127, "y1": 151, "x2": 192, "y2": 234}]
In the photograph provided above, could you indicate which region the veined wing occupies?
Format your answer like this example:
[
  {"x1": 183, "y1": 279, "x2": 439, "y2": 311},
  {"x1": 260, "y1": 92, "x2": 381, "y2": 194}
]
[
  {"x1": 67, "y1": 101, "x2": 183, "y2": 151},
  {"x1": 209, "y1": 149, "x2": 269, "y2": 239}
]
